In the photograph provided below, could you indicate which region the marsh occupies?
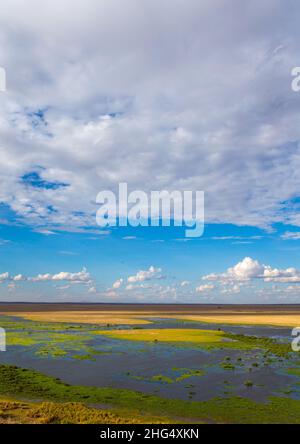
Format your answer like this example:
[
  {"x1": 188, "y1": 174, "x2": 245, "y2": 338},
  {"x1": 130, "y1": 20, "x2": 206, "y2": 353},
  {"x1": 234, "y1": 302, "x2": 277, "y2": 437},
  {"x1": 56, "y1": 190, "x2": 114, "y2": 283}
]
[{"x1": 0, "y1": 304, "x2": 300, "y2": 423}]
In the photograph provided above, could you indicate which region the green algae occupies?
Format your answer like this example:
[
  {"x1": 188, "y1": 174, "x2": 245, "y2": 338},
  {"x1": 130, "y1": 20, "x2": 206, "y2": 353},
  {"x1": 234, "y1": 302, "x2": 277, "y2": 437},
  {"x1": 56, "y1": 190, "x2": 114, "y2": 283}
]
[
  {"x1": 6, "y1": 330, "x2": 96, "y2": 358},
  {"x1": 72, "y1": 354, "x2": 96, "y2": 361},
  {"x1": 6, "y1": 332, "x2": 38, "y2": 347},
  {"x1": 172, "y1": 368, "x2": 205, "y2": 382},
  {"x1": 287, "y1": 368, "x2": 300, "y2": 377},
  {"x1": 220, "y1": 362, "x2": 236, "y2": 371},
  {"x1": 131, "y1": 367, "x2": 205, "y2": 385},
  {"x1": 151, "y1": 375, "x2": 174, "y2": 384},
  {"x1": 1, "y1": 315, "x2": 106, "y2": 359},
  {"x1": 222, "y1": 333, "x2": 292, "y2": 357}
]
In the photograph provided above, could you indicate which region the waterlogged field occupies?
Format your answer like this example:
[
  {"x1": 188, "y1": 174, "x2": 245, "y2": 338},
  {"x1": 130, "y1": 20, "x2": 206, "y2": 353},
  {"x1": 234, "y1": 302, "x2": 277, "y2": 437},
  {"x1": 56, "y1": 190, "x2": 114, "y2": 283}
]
[{"x1": 1, "y1": 304, "x2": 300, "y2": 423}]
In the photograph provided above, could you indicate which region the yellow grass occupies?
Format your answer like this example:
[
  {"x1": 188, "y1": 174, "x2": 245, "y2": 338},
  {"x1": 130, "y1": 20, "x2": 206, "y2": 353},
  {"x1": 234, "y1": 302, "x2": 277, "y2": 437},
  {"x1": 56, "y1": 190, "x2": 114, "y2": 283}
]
[
  {"x1": 0, "y1": 398, "x2": 167, "y2": 424},
  {"x1": 4, "y1": 311, "x2": 151, "y2": 325},
  {"x1": 163, "y1": 314, "x2": 300, "y2": 327},
  {"x1": 96, "y1": 328, "x2": 225, "y2": 343},
  {"x1": 3, "y1": 309, "x2": 300, "y2": 327}
]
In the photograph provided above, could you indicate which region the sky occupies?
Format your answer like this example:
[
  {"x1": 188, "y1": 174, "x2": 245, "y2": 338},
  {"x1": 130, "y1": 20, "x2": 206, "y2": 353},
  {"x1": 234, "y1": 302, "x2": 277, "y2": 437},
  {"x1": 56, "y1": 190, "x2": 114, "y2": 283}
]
[{"x1": 0, "y1": 0, "x2": 300, "y2": 302}]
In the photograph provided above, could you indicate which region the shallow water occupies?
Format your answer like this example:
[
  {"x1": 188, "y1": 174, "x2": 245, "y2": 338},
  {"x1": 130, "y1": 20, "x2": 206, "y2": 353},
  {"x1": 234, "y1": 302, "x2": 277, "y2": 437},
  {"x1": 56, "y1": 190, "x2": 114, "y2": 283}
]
[{"x1": 0, "y1": 315, "x2": 299, "y2": 403}]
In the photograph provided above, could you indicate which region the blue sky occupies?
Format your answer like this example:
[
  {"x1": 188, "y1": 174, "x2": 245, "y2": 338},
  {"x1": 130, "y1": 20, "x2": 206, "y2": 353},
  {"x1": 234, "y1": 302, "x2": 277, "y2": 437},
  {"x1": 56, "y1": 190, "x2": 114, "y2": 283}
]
[
  {"x1": 2, "y1": 216, "x2": 300, "y2": 302},
  {"x1": 0, "y1": 0, "x2": 300, "y2": 302}
]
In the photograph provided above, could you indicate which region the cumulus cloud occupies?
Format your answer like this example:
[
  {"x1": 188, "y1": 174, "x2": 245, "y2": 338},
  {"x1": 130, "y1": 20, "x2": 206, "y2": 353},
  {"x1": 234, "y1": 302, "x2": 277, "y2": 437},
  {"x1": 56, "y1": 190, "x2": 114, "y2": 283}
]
[
  {"x1": 0, "y1": 272, "x2": 9, "y2": 282},
  {"x1": 13, "y1": 274, "x2": 26, "y2": 281},
  {"x1": 0, "y1": 0, "x2": 298, "y2": 232},
  {"x1": 127, "y1": 266, "x2": 162, "y2": 283},
  {"x1": 0, "y1": 272, "x2": 28, "y2": 283},
  {"x1": 112, "y1": 278, "x2": 123, "y2": 289},
  {"x1": 30, "y1": 267, "x2": 91, "y2": 283},
  {"x1": 203, "y1": 257, "x2": 300, "y2": 283}
]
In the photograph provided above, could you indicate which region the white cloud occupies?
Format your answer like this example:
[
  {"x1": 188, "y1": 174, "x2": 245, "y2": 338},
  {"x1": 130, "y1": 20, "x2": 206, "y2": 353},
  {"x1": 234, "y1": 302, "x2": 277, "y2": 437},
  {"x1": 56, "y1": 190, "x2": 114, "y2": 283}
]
[
  {"x1": 112, "y1": 278, "x2": 123, "y2": 289},
  {"x1": 196, "y1": 284, "x2": 215, "y2": 293},
  {"x1": 211, "y1": 236, "x2": 262, "y2": 241},
  {"x1": 33, "y1": 229, "x2": 57, "y2": 236},
  {"x1": 203, "y1": 257, "x2": 300, "y2": 284},
  {"x1": 0, "y1": 1, "x2": 298, "y2": 232},
  {"x1": 57, "y1": 284, "x2": 71, "y2": 290},
  {"x1": 263, "y1": 267, "x2": 300, "y2": 283},
  {"x1": 228, "y1": 257, "x2": 264, "y2": 280},
  {"x1": 125, "y1": 284, "x2": 134, "y2": 291},
  {"x1": 0, "y1": 272, "x2": 27, "y2": 283},
  {"x1": 221, "y1": 284, "x2": 241, "y2": 294},
  {"x1": 127, "y1": 266, "x2": 162, "y2": 283},
  {"x1": 31, "y1": 267, "x2": 91, "y2": 283},
  {"x1": 281, "y1": 232, "x2": 300, "y2": 240},
  {"x1": 203, "y1": 257, "x2": 264, "y2": 281},
  {"x1": 105, "y1": 290, "x2": 118, "y2": 298},
  {"x1": 0, "y1": 272, "x2": 9, "y2": 282},
  {"x1": 180, "y1": 281, "x2": 190, "y2": 287},
  {"x1": 13, "y1": 274, "x2": 26, "y2": 281}
]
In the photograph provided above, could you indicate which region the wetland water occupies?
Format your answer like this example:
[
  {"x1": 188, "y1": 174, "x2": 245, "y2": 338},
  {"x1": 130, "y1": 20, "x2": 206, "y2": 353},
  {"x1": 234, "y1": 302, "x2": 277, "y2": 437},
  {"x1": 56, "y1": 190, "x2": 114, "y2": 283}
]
[{"x1": 0, "y1": 315, "x2": 299, "y2": 403}]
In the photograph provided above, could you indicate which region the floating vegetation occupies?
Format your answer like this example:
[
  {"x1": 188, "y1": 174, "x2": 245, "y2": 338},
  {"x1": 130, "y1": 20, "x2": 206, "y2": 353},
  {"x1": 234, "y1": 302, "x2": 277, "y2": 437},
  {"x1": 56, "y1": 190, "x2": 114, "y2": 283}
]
[{"x1": 131, "y1": 368, "x2": 205, "y2": 385}]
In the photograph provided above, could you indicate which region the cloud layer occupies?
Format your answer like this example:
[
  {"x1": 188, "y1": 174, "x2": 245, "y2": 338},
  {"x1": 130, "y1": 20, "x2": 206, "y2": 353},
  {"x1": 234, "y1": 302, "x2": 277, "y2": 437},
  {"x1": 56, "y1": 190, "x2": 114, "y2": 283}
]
[
  {"x1": 0, "y1": 268, "x2": 92, "y2": 285},
  {"x1": 0, "y1": 1, "x2": 299, "y2": 231}
]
